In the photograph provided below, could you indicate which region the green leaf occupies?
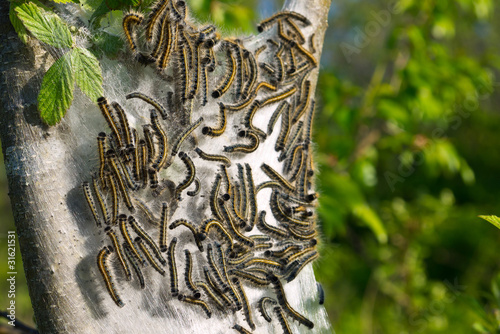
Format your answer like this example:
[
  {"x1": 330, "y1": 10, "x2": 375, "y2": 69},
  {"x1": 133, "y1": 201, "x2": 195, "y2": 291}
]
[
  {"x1": 79, "y1": 0, "x2": 107, "y2": 23},
  {"x1": 377, "y1": 99, "x2": 409, "y2": 126},
  {"x1": 71, "y1": 48, "x2": 103, "y2": 102},
  {"x1": 322, "y1": 173, "x2": 387, "y2": 243},
  {"x1": 91, "y1": 31, "x2": 123, "y2": 57},
  {"x1": 353, "y1": 204, "x2": 388, "y2": 244},
  {"x1": 472, "y1": 322, "x2": 490, "y2": 333},
  {"x1": 479, "y1": 215, "x2": 500, "y2": 230},
  {"x1": 89, "y1": 0, "x2": 114, "y2": 23},
  {"x1": 15, "y1": 2, "x2": 73, "y2": 48},
  {"x1": 38, "y1": 52, "x2": 75, "y2": 125},
  {"x1": 9, "y1": 2, "x2": 29, "y2": 44}
]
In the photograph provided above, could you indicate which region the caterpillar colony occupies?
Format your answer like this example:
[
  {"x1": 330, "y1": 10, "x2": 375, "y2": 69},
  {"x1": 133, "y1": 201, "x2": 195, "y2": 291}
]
[{"x1": 83, "y1": 1, "x2": 323, "y2": 332}]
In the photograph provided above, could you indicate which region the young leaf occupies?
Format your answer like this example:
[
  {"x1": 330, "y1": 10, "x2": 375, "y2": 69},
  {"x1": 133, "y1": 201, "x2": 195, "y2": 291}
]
[
  {"x1": 479, "y1": 215, "x2": 500, "y2": 230},
  {"x1": 9, "y1": 2, "x2": 29, "y2": 44},
  {"x1": 38, "y1": 52, "x2": 75, "y2": 125},
  {"x1": 71, "y1": 48, "x2": 103, "y2": 102},
  {"x1": 15, "y1": 2, "x2": 73, "y2": 48}
]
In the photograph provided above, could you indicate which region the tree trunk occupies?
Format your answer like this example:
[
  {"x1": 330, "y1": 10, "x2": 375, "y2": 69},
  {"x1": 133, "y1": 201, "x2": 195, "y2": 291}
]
[{"x1": 0, "y1": 0, "x2": 333, "y2": 333}]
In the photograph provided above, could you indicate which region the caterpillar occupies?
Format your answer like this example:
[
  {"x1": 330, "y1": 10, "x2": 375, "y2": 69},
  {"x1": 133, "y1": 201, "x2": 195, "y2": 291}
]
[
  {"x1": 136, "y1": 237, "x2": 166, "y2": 276},
  {"x1": 97, "y1": 246, "x2": 125, "y2": 307},
  {"x1": 183, "y1": 249, "x2": 201, "y2": 299},
  {"x1": 194, "y1": 147, "x2": 231, "y2": 166},
  {"x1": 123, "y1": 13, "x2": 143, "y2": 54},
  {"x1": 178, "y1": 294, "x2": 212, "y2": 318},
  {"x1": 257, "y1": 11, "x2": 311, "y2": 32},
  {"x1": 168, "y1": 237, "x2": 179, "y2": 296},
  {"x1": 82, "y1": 181, "x2": 101, "y2": 227}
]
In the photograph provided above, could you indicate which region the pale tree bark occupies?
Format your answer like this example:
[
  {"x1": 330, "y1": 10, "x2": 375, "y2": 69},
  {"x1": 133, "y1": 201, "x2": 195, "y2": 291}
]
[{"x1": 0, "y1": 0, "x2": 333, "y2": 333}]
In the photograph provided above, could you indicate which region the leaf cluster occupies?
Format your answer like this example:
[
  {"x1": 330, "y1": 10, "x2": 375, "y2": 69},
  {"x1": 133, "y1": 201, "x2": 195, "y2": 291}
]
[
  {"x1": 312, "y1": 0, "x2": 500, "y2": 332},
  {"x1": 10, "y1": 1, "x2": 105, "y2": 125}
]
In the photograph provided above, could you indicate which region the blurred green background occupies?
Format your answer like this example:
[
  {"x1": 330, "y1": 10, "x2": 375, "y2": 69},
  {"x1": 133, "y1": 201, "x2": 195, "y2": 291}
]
[{"x1": 4, "y1": 0, "x2": 500, "y2": 332}]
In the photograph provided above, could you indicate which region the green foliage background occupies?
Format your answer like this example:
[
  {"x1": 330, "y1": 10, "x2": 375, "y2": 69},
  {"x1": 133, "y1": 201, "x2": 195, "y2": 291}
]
[{"x1": 3, "y1": 0, "x2": 500, "y2": 332}]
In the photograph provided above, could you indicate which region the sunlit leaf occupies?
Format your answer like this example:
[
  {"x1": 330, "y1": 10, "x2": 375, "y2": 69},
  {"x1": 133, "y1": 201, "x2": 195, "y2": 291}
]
[
  {"x1": 472, "y1": 322, "x2": 490, "y2": 333},
  {"x1": 478, "y1": 215, "x2": 500, "y2": 231},
  {"x1": 9, "y1": 1, "x2": 29, "y2": 44},
  {"x1": 38, "y1": 52, "x2": 75, "y2": 125},
  {"x1": 71, "y1": 48, "x2": 103, "y2": 102},
  {"x1": 15, "y1": 2, "x2": 72, "y2": 48}
]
